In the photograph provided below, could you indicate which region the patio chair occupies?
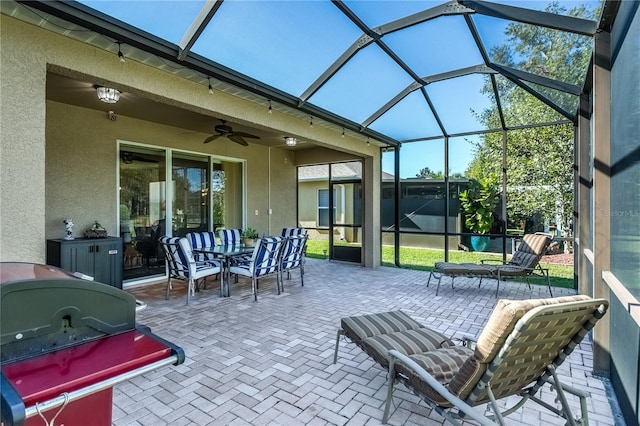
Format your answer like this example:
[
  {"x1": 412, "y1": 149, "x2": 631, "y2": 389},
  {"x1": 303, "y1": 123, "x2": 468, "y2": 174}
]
[
  {"x1": 159, "y1": 236, "x2": 221, "y2": 305},
  {"x1": 279, "y1": 234, "x2": 308, "y2": 291},
  {"x1": 381, "y1": 295, "x2": 608, "y2": 425},
  {"x1": 185, "y1": 231, "x2": 217, "y2": 263},
  {"x1": 218, "y1": 228, "x2": 243, "y2": 245},
  {"x1": 229, "y1": 237, "x2": 284, "y2": 301},
  {"x1": 428, "y1": 233, "x2": 554, "y2": 297}
]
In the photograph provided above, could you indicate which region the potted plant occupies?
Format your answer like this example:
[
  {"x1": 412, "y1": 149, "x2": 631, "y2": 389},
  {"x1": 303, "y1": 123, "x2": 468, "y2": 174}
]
[
  {"x1": 241, "y1": 227, "x2": 259, "y2": 247},
  {"x1": 459, "y1": 178, "x2": 500, "y2": 252}
]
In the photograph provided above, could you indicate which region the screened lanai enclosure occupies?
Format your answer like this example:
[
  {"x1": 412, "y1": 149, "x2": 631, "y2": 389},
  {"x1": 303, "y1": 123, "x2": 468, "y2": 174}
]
[{"x1": 8, "y1": 0, "x2": 602, "y2": 266}]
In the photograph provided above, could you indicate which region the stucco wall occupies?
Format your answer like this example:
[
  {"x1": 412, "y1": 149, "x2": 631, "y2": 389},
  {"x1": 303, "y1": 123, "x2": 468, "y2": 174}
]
[
  {"x1": 46, "y1": 101, "x2": 295, "y2": 239},
  {"x1": 1, "y1": 16, "x2": 47, "y2": 262},
  {"x1": 1, "y1": 14, "x2": 379, "y2": 265}
]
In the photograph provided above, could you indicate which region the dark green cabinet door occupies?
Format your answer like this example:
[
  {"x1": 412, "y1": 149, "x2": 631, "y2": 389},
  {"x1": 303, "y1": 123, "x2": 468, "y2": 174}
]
[{"x1": 93, "y1": 240, "x2": 123, "y2": 288}]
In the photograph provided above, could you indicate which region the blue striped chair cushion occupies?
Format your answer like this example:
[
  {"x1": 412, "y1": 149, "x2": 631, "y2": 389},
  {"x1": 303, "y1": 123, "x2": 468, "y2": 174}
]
[
  {"x1": 186, "y1": 231, "x2": 217, "y2": 261},
  {"x1": 281, "y1": 227, "x2": 307, "y2": 238},
  {"x1": 281, "y1": 235, "x2": 306, "y2": 270},
  {"x1": 251, "y1": 237, "x2": 283, "y2": 276},
  {"x1": 160, "y1": 236, "x2": 190, "y2": 279},
  {"x1": 219, "y1": 228, "x2": 242, "y2": 245}
]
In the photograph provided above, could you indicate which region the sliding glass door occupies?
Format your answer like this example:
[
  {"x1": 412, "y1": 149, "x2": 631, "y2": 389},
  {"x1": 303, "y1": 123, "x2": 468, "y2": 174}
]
[{"x1": 119, "y1": 143, "x2": 244, "y2": 283}]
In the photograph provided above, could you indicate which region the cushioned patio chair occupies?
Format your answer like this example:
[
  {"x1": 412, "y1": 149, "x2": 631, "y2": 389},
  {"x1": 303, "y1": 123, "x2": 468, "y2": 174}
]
[
  {"x1": 381, "y1": 295, "x2": 608, "y2": 425},
  {"x1": 185, "y1": 231, "x2": 217, "y2": 263},
  {"x1": 229, "y1": 237, "x2": 284, "y2": 301},
  {"x1": 159, "y1": 236, "x2": 221, "y2": 305},
  {"x1": 428, "y1": 233, "x2": 554, "y2": 297},
  {"x1": 279, "y1": 234, "x2": 308, "y2": 292}
]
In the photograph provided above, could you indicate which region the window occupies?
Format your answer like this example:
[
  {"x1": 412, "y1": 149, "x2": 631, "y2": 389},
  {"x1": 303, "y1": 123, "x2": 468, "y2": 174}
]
[{"x1": 318, "y1": 189, "x2": 336, "y2": 228}]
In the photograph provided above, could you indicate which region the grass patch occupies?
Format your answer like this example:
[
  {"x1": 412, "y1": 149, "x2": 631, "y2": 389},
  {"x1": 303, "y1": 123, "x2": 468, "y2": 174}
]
[{"x1": 305, "y1": 240, "x2": 574, "y2": 289}]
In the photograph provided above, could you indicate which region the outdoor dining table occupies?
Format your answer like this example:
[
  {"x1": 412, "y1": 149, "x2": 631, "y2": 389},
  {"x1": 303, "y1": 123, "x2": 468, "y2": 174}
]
[{"x1": 194, "y1": 244, "x2": 254, "y2": 297}]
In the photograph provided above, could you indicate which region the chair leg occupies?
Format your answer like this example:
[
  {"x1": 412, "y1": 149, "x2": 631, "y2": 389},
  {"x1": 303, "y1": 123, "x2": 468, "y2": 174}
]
[
  {"x1": 166, "y1": 277, "x2": 172, "y2": 300},
  {"x1": 186, "y1": 278, "x2": 193, "y2": 305},
  {"x1": 252, "y1": 277, "x2": 258, "y2": 302},
  {"x1": 383, "y1": 357, "x2": 398, "y2": 423},
  {"x1": 300, "y1": 267, "x2": 304, "y2": 287},
  {"x1": 333, "y1": 329, "x2": 344, "y2": 364}
]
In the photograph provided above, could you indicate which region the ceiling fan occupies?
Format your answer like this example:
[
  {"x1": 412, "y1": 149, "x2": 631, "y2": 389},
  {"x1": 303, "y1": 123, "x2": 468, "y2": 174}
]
[{"x1": 203, "y1": 120, "x2": 260, "y2": 146}]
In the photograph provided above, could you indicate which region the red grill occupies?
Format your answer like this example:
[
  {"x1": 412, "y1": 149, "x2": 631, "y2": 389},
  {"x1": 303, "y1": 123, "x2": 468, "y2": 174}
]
[{"x1": 1, "y1": 263, "x2": 184, "y2": 426}]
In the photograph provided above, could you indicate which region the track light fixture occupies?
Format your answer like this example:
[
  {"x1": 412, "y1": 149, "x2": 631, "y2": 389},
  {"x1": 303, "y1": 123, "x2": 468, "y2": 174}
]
[
  {"x1": 268, "y1": 100, "x2": 272, "y2": 114},
  {"x1": 309, "y1": 116, "x2": 313, "y2": 128},
  {"x1": 117, "y1": 42, "x2": 125, "y2": 63},
  {"x1": 342, "y1": 128, "x2": 345, "y2": 138},
  {"x1": 208, "y1": 77, "x2": 213, "y2": 95},
  {"x1": 366, "y1": 137, "x2": 370, "y2": 146}
]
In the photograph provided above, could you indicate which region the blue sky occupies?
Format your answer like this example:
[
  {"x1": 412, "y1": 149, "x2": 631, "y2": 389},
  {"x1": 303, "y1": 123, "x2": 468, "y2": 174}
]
[{"x1": 81, "y1": 0, "x2": 599, "y2": 178}]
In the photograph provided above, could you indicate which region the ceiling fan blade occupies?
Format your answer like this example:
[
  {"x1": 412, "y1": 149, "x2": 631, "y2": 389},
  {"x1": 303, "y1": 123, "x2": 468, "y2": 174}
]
[
  {"x1": 203, "y1": 134, "x2": 222, "y2": 144},
  {"x1": 228, "y1": 134, "x2": 249, "y2": 146},
  {"x1": 233, "y1": 131, "x2": 260, "y2": 139}
]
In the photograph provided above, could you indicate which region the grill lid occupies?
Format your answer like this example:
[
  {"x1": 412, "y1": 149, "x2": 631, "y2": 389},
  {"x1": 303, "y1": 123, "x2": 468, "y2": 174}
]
[{"x1": 1, "y1": 271, "x2": 136, "y2": 364}]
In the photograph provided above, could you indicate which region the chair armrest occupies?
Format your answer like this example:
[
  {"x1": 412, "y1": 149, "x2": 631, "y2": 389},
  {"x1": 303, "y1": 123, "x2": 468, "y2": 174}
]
[
  {"x1": 387, "y1": 350, "x2": 497, "y2": 426},
  {"x1": 451, "y1": 334, "x2": 477, "y2": 348},
  {"x1": 462, "y1": 335, "x2": 477, "y2": 348}
]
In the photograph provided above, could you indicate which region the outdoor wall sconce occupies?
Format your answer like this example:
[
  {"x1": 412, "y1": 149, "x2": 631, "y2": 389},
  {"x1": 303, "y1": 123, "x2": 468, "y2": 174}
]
[{"x1": 95, "y1": 86, "x2": 121, "y2": 104}]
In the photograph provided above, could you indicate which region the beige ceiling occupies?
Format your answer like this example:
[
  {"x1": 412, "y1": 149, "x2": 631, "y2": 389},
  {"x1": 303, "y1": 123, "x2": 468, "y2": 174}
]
[{"x1": 45, "y1": 72, "x2": 305, "y2": 150}]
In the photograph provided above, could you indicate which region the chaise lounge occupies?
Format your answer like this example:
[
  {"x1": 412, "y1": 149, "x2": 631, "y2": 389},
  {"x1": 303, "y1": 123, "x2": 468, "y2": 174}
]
[
  {"x1": 334, "y1": 295, "x2": 608, "y2": 425},
  {"x1": 428, "y1": 232, "x2": 554, "y2": 297}
]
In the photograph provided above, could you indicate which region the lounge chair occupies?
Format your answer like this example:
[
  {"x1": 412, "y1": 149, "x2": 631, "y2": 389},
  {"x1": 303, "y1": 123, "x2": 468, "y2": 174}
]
[
  {"x1": 428, "y1": 233, "x2": 554, "y2": 297},
  {"x1": 333, "y1": 295, "x2": 608, "y2": 425}
]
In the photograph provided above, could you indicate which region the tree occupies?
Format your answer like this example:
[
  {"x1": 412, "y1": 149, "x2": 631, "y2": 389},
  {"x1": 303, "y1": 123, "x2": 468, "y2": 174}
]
[
  {"x1": 468, "y1": 2, "x2": 596, "y2": 237},
  {"x1": 416, "y1": 167, "x2": 443, "y2": 179}
]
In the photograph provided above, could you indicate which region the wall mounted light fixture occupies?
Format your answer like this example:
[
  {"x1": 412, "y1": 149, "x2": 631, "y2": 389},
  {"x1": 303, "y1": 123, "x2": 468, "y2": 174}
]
[
  {"x1": 95, "y1": 86, "x2": 120, "y2": 104},
  {"x1": 284, "y1": 137, "x2": 297, "y2": 147}
]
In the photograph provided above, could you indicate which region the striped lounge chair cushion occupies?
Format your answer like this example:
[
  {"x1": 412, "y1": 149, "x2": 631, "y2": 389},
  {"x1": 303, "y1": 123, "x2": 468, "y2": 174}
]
[
  {"x1": 363, "y1": 328, "x2": 456, "y2": 368},
  {"x1": 395, "y1": 346, "x2": 474, "y2": 407},
  {"x1": 341, "y1": 311, "x2": 426, "y2": 343},
  {"x1": 434, "y1": 262, "x2": 495, "y2": 277}
]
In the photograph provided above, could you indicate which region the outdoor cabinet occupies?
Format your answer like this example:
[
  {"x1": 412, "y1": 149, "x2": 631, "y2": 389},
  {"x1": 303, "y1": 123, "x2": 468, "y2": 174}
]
[{"x1": 46, "y1": 237, "x2": 123, "y2": 289}]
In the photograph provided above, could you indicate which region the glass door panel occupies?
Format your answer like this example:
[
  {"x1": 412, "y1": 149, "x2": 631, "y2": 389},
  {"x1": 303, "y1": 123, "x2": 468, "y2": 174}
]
[
  {"x1": 172, "y1": 153, "x2": 210, "y2": 237},
  {"x1": 330, "y1": 162, "x2": 363, "y2": 263},
  {"x1": 297, "y1": 165, "x2": 330, "y2": 257},
  {"x1": 119, "y1": 146, "x2": 167, "y2": 281}
]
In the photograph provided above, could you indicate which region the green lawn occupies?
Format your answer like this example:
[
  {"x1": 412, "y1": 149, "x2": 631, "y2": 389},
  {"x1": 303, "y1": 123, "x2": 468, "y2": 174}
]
[{"x1": 305, "y1": 240, "x2": 574, "y2": 289}]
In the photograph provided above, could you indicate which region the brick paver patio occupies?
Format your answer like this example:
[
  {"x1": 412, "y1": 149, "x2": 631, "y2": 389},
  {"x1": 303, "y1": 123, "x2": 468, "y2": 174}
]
[{"x1": 115, "y1": 258, "x2": 617, "y2": 425}]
